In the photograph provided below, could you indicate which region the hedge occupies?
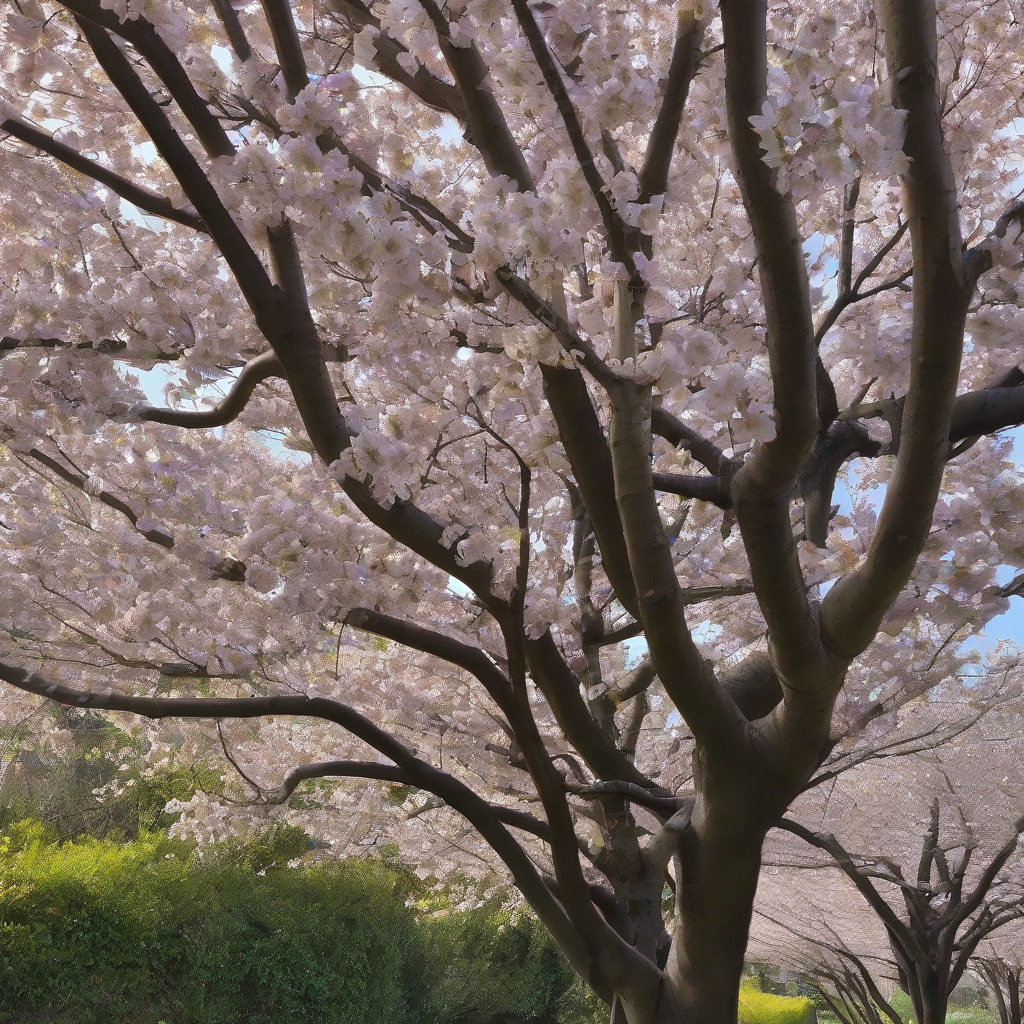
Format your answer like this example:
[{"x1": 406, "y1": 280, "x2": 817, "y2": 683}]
[
  {"x1": 0, "y1": 821, "x2": 576, "y2": 1024},
  {"x1": 740, "y1": 983, "x2": 818, "y2": 1024}
]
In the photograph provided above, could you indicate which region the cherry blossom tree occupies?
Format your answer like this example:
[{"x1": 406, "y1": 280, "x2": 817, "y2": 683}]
[
  {"x1": 973, "y1": 925, "x2": 1024, "y2": 1024},
  {"x1": 2, "y1": 0, "x2": 1024, "y2": 1022},
  {"x1": 749, "y1": 872, "x2": 902, "y2": 1024},
  {"x1": 762, "y1": 713, "x2": 1024, "y2": 1024}
]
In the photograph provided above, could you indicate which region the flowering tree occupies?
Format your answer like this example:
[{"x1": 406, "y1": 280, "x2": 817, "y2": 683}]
[
  {"x1": 3, "y1": 0, "x2": 1024, "y2": 1021},
  {"x1": 974, "y1": 925, "x2": 1024, "y2": 1024},
  {"x1": 750, "y1": 868, "x2": 901, "y2": 1024},
  {"x1": 761, "y1": 712, "x2": 1024, "y2": 1024}
]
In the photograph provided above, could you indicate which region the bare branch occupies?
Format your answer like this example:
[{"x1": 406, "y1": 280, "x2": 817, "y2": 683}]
[
  {"x1": 211, "y1": 0, "x2": 252, "y2": 62},
  {"x1": 651, "y1": 404, "x2": 731, "y2": 477},
  {"x1": 259, "y1": 0, "x2": 308, "y2": 100},
  {"x1": 524, "y1": 632, "x2": 661, "y2": 790}
]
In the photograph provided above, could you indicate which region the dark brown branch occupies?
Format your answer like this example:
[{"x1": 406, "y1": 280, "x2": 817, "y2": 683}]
[
  {"x1": 62, "y1": 0, "x2": 236, "y2": 159},
  {"x1": 567, "y1": 779, "x2": 682, "y2": 816},
  {"x1": 651, "y1": 405, "x2": 731, "y2": 477},
  {"x1": 22, "y1": 446, "x2": 174, "y2": 548},
  {"x1": 417, "y1": 0, "x2": 531, "y2": 190},
  {"x1": 542, "y1": 365, "x2": 642, "y2": 620},
  {"x1": 524, "y1": 632, "x2": 661, "y2": 790},
  {"x1": 344, "y1": 607, "x2": 511, "y2": 706},
  {"x1": 652, "y1": 472, "x2": 731, "y2": 507},
  {"x1": 326, "y1": 0, "x2": 467, "y2": 117},
  {"x1": 494, "y1": 267, "x2": 624, "y2": 389},
  {"x1": 821, "y1": 0, "x2": 971, "y2": 661},
  {"x1": 133, "y1": 351, "x2": 283, "y2": 428},
  {"x1": 638, "y1": 10, "x2": 707, "y2": 204},
  {"x1": 260, "y1": 0, "x2": 308, "y2": 100},
  {"x1": 73, "y1": 19, "x2": 274, "y2": 317},
  {"x1": 0, "y1": 660, "x2": 593, "y2": 976},
  {"x1": 800, "y1": 420, "x2": 882, "y2": 547},
  {"x1": 602, "y1": 658, "x2": 657, "y2": 708},
  {"x1": 257, "y1": 758, "x2": 555, "y2": 842},
  {"x1": 212, "y1": 0, "x2": 252, "y2": 62},
  {"x1": 2, "y1": 118, "x2": 206, "y2": 232},
  {"x1": 941, "y1": 812, "x2": 1024, "y2": 932}
]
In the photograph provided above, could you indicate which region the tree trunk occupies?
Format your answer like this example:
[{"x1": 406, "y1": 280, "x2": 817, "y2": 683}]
[
  {"x1": 615, "y1": 817, "x2": 766, "y2": 1024},
  {"x1": 907, "y1": 971, "x2": 949, "y2": 1024},
  {"x1": 668, "y1": 829, "x2": 763, "y2": 1024}
]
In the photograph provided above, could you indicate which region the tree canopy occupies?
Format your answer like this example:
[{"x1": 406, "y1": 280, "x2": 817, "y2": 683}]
[{"x1": 2, "y1": 1, "x2": 1024, "y2": 1022}]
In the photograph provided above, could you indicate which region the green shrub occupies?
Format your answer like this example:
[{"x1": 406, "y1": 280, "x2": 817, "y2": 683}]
[
  {"x1": 415, "y1": 894, "x2": 577, "y2": 1024},
  {"x1": 0, "y1": 820, "x2": 584, "y2": 1024},
  {"x1": 0, "y1": 825, "x2": 420, "y2": 1024},
  {"x1": 739, "y1": 982, "x2": 818, "y2": 1024}
]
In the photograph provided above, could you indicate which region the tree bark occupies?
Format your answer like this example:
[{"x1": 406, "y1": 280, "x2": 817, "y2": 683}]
[
  {"x1": 906, "y1": 969, "x2": 949, "y2": 1024},
  {"x1": 665, "y1": 833, "x2": 764, "y2": 1024}
]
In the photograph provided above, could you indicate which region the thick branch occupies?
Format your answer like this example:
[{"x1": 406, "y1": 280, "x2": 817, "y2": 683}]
[
  {"x1": 327, "y1": 0, "x2": 467, "y2": 117},
  {"x1": 260, "y1": 0, "x2": 309, "y2": 100},
  {"x1": 651, "y1": 405, "x2": 730, "y2": 477},
  {"x1": 542, "y1": 365, "x2": 641, "y2": 619},
  {"x1": 417, "y1": 0, "x2": 531, "y2": 190},
  {"x1": 720, "y1": 0, "x2": 826, "y2": 695},
  {"x1": 0, "y1": 661, "x2": 593, "y2": 976},
  {"x1": 638, "y1": 10, "x2": 707, "y2": 203},
  {"x1": 63, "y1": 0, "x2": 236, "y2": 159},
  {"x1": 211, "y1": 0, "x2": 252, "y2": 61},
  {"x1": 258, "y1": 758, "x2": 555, "y2": 843},
  {"x1": 608, "y1": 375, "x2": 745, "y2": 752},
  {"x1": 603, "y1": 658, "x2": 658, "y2": 708},
  {"x1": 821, "y1": 0, "x2": 970, "y2": 660},
  {"x1": 652, "y1": 472, "x2": 731, "y2": 507},
  {"x1": 524, "y1": 632, "x2": 661, "y2": 790}
]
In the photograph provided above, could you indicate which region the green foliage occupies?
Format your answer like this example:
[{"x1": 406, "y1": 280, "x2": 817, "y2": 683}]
[
  {"x1": 0, "y1": 821, "x2": 581, "y2": 1024},
  {"x1": 946, "y1": 1011, "x2": 997, "y2": 1024},
  {"x1": 415, "y1": 893, "x2": 577, "y2": 1024},
  {"x1": 0, "y1": 823, "x2": 420, "y2": 1023},
  {"x1": 204, "y1": 822, "x2": 313, "y2": 873},
  {"x1": 739, "y1": 982, "x2": 818, "y2": 1024},
  {"x1": 554, "y1": 978, "x2": 609, "y2": 1024},
  {"x1": 0, "y1": 710, "x2": 220, "y2": 842},
  {"x1": 887, "y1": 988, "x2": 916, "y2": 1022}
]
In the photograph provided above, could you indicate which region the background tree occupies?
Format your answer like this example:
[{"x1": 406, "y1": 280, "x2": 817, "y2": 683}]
[
  {"x1": 761, "y1": 711, "x2": 1024, "y2": 1024},
  {"x1": 2, "y1": 1, "x2": 1024, "y2": 1022},
  {"x1": 973, "y1": 926, "x2": 1024, "y2": 1024}
]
